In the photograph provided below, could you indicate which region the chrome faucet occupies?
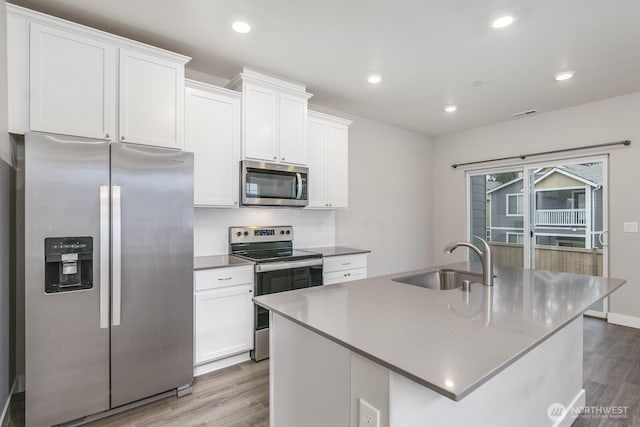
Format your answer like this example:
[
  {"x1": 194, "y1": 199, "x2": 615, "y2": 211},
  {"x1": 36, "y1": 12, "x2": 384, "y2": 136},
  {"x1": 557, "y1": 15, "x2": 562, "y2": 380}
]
[{"x1": 444, "y1": 236, "x2": 494, "y2": 287}]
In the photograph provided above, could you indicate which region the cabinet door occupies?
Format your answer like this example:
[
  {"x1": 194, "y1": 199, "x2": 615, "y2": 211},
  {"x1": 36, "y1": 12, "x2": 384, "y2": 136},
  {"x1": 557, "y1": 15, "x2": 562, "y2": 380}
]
[
  {"x1": 278, "y1": 92, "x2": 307, "y2": 165},
  {"x1": 306, "y1": 118, "x2": 328, "y2": 208},
  {"x1": 326, "y1": 123, "x2": 349, "y2": 209},
  {"x1": 243, "y1": 82, "x2": 278, "y2": 161},
  {"x1": 119, "y1": 48, "x2": 184, "y2": 149},
  {"x1": 30, "y1": 22, "x2": 116, "y2": 140},
  {"x1": 185, "y1": 87, "x2": 240, "y2": 207},
  {"x1": 194, "y1": 284, "x2": 253, "y2": 365}
]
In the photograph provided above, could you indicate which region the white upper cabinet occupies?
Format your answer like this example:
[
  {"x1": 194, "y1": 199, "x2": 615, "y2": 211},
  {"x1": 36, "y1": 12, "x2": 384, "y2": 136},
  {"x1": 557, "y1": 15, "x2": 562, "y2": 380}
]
[
  {"x1": 243, "y1": 82, "x2": 279, "y2": 161},
  {"x1": 185, "y1": 80, "x2": 241, "y2": 207},
  {"x1": 326, "y1": 123, "x2": 349, "y2": 208},
  {"x1": 119, "y1": 49, "x2": 185, "y2": 149},
  {"x1": 307, "y1": 117, "x2": 329, "y2": 208},
  {"x1": 29, "y1": 22, "x2": 116, "y2": 140},
  {"x1": 306, "y1": 111, "x2": 352, "y2": 209},
  {"x1": 7, "y1": 4, "x2": 190, "y2": 149},
  {"x1": 228, "y1": 68, "x2": 312, "y2": 166},
  {"x1": 278, "y1": 92, "x2": 307, "y2": 164}
]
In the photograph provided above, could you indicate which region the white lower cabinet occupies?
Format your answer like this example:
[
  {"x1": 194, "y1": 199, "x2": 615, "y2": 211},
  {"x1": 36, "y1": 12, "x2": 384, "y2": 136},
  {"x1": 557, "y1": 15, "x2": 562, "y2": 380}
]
[
  {"x1": 194, "y1": 266, "x2": 254, "y2": 365},
  {"x1": 323, "y1": 254, "x2": 368, "y2": 285}
]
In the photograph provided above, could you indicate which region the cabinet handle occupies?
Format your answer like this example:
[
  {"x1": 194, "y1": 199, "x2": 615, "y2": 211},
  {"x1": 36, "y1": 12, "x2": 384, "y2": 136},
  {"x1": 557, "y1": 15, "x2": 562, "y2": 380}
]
[
  {"x1": 342, "y1": 262, "x2": 351, "y2": 266},
  {"x1": 105, "y1": 133, "x2": 110, "y2": 139},
  {"x1": 234, "y1": 201, "x2": 238, "y2": 205},
  {"x1": 218, "y1": 277, "x2": 233, "y2": 281},
  {"x1": 249, "y1": 290, "x2": 253, "y2": 293},
  {"x1": 273, "y1": 156, "x2": 277, "y2": 160},
  {"x1": 282, "y1": 157, "x2": 285, "y2": 161},
  {"x1": 121, "y1": 136, "x2": 126, "y2": 141}
]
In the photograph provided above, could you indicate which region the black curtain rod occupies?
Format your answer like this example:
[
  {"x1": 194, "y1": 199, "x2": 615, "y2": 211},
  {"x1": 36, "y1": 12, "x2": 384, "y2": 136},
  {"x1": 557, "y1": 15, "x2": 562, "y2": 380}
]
[{"x1": 451, "y1": 140, "x2": 631, "y2": 169}]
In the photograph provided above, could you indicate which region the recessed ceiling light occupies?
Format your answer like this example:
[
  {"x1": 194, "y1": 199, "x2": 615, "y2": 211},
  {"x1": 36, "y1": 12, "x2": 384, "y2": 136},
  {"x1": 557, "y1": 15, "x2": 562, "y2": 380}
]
[
  {"x1": 444, "y1": 105, "x2": 458, "y2": 113},
  {"x1": 232, "y1": 21, "x2": 251, "y2": 34},
  {"x1": 490, "y1": 15, "x2": 516, "y2": 29},
  {"x1": 367, "y1": 75, "x2": 382, "y2": 84},
  {"x1": 554, "y1": 71, "x2": 575, "y2": 81}
]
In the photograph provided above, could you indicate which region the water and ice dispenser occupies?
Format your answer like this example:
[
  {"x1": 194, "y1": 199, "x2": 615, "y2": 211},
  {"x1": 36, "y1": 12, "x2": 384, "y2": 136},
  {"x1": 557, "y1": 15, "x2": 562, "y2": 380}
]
[{"x1": 44, "y1": 237, "x2": 93, "y2": 293}]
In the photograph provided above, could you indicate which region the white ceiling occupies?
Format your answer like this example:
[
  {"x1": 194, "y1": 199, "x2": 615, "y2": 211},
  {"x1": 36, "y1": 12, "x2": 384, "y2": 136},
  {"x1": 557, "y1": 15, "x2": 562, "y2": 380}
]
[{"x1": 9, "y1": 0, "x2": 640, "y2": 136}]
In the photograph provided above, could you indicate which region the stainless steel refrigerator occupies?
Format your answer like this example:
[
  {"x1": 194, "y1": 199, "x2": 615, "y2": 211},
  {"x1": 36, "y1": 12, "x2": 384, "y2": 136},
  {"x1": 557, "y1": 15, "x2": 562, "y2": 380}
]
[{"x1": 23, "y1": 132, "x2": 194, "y2": 427}]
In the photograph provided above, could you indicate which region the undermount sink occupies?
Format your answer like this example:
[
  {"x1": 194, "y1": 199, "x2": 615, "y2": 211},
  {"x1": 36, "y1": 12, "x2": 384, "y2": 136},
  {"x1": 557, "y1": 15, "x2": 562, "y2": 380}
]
[{"x1": 392, "y1": 269, "x2": 483, "y2": 290}]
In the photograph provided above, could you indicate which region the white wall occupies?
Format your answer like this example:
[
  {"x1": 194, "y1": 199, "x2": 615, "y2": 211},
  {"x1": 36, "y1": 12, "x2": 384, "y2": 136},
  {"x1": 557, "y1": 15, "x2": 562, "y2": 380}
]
[
  {"x1": 432, "y1": 92, "x2": 640, "y2": 319},
  {"x1": 194, "y1": 208, "x2": 335, "y2": 255},
  {"x1": 327, "y1": 109, "x2": 434, "y2": 277}
]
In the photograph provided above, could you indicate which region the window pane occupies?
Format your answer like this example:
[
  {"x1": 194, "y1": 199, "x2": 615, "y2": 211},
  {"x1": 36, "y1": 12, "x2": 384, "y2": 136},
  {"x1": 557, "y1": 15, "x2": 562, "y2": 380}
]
[{"x1": 469, "y1": 171, "x2": 524, "y2": 268}]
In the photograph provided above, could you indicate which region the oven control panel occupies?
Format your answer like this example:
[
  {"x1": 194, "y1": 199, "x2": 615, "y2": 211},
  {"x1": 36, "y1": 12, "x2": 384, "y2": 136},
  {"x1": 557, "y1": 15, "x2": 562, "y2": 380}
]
[{"x1": 229, "y1": 226, "x2": 293, "y2": 244}]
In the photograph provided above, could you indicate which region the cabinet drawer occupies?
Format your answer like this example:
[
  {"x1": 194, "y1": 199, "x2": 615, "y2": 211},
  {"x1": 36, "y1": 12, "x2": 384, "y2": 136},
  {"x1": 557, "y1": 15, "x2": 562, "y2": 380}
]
[
  {"x1": 195, "y1": 266, "x2": 253, "y2": 291},
  {"x1": 323, "y1": 267, "x2": 367, "y2": 285},
  {"x1": 323, "y1": 254, "x2": 367, "y2": 273}
]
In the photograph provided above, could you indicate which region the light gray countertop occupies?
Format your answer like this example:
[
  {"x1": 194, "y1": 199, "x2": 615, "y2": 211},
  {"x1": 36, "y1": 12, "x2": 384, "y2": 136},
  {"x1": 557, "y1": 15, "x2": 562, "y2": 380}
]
[
  {"x1": 299, "y1": 246, "x2": 370, "y2": 257},
  {"x1": 194, "y1": 255, "x2": 254, "y2": 270},
  {"x1": 254, "y1": 262, "x2": 626, "y2": 401}
]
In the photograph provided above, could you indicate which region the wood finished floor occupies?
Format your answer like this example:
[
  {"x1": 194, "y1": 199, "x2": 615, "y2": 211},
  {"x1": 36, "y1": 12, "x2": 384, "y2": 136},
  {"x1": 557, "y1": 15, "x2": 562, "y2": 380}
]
[{"x1": 7, "y1": 317, "x2": 640, "y2": 426}]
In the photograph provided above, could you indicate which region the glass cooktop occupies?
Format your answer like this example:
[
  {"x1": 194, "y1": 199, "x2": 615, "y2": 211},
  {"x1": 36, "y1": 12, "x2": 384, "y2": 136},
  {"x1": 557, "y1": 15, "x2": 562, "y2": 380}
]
[{"x1": 233, "y1": 248, "x2": 321, "y2": 263}]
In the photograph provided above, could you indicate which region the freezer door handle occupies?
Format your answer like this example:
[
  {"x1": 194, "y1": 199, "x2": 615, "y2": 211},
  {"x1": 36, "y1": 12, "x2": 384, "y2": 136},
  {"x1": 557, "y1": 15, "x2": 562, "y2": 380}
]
[
  {"x1": 99, "y1": 185, "x2": 109, "y2": 329},
  {"x1": 112, "y1": 185, "x2": 122, "y2": 326}
]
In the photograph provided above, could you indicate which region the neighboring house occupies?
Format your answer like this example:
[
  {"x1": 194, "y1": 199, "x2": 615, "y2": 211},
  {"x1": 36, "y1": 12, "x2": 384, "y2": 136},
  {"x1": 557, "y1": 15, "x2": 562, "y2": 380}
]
[{"x1": 486, "y1": 164, "x2": 603, "y2": 248}]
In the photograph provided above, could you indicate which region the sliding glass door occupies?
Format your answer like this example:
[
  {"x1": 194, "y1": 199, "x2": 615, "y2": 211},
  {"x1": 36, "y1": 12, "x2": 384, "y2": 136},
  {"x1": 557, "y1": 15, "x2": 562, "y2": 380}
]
[{"x1": 467, "y1": 156, "x2": 609, "y2": 317}]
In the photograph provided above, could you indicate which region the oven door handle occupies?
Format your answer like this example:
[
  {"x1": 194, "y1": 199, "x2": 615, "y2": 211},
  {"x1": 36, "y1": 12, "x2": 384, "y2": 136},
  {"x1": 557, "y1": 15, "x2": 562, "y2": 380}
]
[
  {"x1": 255, "y1": 258, "x2": 323, "y2": 273},
  {"x1": 296, "y1": 173, "x2": 303, "y2": 200}
]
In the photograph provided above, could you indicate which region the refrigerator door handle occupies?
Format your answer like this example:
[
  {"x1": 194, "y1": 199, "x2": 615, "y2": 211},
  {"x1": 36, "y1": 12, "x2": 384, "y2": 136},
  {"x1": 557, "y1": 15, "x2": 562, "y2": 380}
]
[
  {"x1": 112, "y1": 185, "x2": 122, "y2": 326},
  {"x1": 99, "y1": 185, "x2": 109, "y2": 329}
]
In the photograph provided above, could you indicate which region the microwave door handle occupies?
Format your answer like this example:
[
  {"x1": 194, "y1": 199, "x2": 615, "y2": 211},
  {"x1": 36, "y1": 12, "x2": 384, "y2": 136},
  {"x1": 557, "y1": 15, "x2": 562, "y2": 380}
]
[{"x1": 296, "y1": 173, "x2": 303, "y2": 200}]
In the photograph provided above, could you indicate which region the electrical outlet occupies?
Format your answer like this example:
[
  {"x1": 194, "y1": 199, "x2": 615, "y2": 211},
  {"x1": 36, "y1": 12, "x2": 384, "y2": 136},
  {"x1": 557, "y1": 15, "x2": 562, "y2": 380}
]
[
  {"x1": 624, "y1": 222, "x2": 638, "y2": 233},
  {"x1": 359, "y1": 398, "x2": 380, "y2": 427}
]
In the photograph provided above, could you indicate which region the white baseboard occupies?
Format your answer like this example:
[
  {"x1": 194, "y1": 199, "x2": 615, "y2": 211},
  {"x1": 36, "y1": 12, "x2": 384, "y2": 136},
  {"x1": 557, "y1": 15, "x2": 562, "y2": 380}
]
[
  {"x1": 608, "y1": 312, "x2": 640, "y2": 329},
  {"x1": 0, "y1": 378, "x2": 18, "y2": 427},
  {"x1": 552, "y1": 388, "x2": 586, "y2": 427},
  {"x1": 194, "y1": 352, "x2": 251, "y2": 377}
]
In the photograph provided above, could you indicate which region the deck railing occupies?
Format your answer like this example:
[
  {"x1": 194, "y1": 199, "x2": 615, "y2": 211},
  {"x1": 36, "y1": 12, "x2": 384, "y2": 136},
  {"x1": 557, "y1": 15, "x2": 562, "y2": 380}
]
[{"x1": 535, "y1": 208, "x2": 586, "y2": 226}]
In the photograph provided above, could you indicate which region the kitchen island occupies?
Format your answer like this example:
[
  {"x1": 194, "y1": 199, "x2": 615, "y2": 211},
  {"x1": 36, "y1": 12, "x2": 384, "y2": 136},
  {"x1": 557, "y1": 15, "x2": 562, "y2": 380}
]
[{"x1": 254, "y1": 262, "x2": 626, "y2": 427}]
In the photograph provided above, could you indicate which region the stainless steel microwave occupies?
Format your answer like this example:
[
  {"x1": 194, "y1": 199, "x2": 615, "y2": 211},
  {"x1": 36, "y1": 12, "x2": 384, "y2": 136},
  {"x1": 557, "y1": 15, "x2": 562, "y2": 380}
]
[{"x1": 241, "y1": 160, "x2": 308, "y2": 207}]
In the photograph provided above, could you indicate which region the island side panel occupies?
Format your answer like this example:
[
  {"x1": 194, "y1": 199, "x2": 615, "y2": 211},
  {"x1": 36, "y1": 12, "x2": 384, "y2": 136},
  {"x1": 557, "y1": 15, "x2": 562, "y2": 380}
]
[
  {"x1": 351, "y1": 353, "x2": 390, "y2": 427},
  {"x1": 270, "y1": 313, "x2": 351, "y2": 427},
  {"x1": 389, "y1": 316, "x2": 585, "y2": 427}
]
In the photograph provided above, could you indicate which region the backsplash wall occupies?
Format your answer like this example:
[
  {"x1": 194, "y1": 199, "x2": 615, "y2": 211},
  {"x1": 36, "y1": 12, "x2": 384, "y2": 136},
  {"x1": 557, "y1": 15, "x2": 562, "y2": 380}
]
[{"x1": 194, "y1": 208, "x2": 336, "y2": 255}]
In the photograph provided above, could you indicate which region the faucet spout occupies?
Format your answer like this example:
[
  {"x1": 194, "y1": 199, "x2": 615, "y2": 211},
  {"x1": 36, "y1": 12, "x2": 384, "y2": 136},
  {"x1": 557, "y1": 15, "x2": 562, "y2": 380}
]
[{"x1": 443, "y1": 236, "x2": 494, "y2": 287}]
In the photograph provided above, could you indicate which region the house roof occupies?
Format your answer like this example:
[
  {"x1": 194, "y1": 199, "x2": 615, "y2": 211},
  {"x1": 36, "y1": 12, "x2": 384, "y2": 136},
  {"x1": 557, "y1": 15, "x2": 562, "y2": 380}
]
[
  {"x1": 486, "y1": 163, "x2": 602, "y2": 194},
  {"x1": 486, "y1": 181, "x2": 502, "y2": 191},
  {"x1": 558, "y1": 163, "x2": 603, "y2": 186}
]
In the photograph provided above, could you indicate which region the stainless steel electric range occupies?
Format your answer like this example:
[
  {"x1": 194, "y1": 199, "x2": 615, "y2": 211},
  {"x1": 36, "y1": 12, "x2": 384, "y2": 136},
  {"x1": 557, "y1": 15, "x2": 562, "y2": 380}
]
[{"x1": 229, "y1": 225, "x2": 322, "y2": 361}]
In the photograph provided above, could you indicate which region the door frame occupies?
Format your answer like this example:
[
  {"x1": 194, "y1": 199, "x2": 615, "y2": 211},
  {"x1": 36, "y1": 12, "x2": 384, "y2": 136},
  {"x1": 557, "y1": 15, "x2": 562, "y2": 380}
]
[{"x1": 465, "y1": 154, "x2": 609, "y2": 318}]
